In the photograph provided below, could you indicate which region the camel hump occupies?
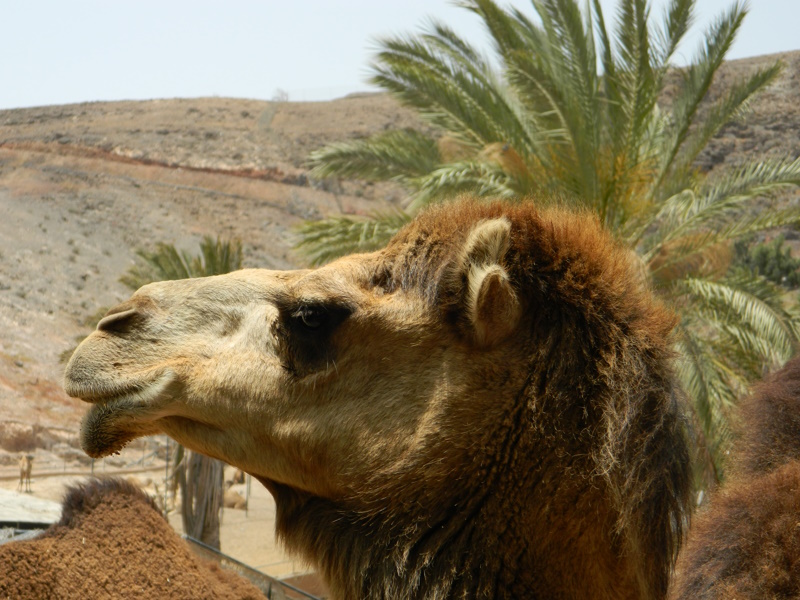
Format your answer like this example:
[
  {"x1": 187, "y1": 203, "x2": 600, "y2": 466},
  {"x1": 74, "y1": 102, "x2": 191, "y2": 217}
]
[
  {"x1": 58, "y1": 477, "x2": 163, "y2": 528},
  {"x1": 671, "y1": 357, "x2": 800, "y2": 599},
  {"x1": 0, "y1": 476, "x2": 265, "y2": 599},
  {"x1": 736, "y1": 356, "x2": 800, "y2": 474}
]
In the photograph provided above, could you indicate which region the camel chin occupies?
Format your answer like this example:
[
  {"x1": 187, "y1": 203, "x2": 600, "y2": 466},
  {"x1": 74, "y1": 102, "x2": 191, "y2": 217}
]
[{"x1": 75, "y1": 372, "x2": 178, "y2": 457}]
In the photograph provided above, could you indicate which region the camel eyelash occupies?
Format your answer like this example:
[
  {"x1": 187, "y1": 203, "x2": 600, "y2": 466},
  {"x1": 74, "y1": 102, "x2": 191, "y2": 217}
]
[
  {"x1": 291, "y1": 305, "x2": 329, "y2": 331},
  {"x1": 285, "y1": 302, "x2": 353, "y2": 333}
]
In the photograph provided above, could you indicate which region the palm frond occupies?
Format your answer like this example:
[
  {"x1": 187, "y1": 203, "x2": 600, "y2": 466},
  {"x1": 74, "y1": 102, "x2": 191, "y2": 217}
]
[
  {"x1": 410, "y1": 159, "x2": 523, "y2": 211},
  {"x1": 423, "y1": 18, "x2": 536, "y2": 152},
  {"x1": 196, "y1": 236, "x2": 243, "y2": 276},
  {"x1": 634, "y1": 157, "x2": 800, "y2": 253},
  {"x1": 371, "y1": 23, "x2": 524, "y2": 150},
  {"x1": 656, "y1": 1, "x2": 747, "y2": 187},
  {"x1": 651, "y1": 0, "x2": 695, "y2": 66},
  {"x1": 672, "y1": 271, "x2": 797, "y2": 477},
  {"x1": 515, "y1": 0, "x2": 601, "y2": 201},
  {"x1": 674, "y1": 328, "x2": 735, "y2": 479},
  {"x1": 120, "y1": 245, "x2": 192, "y2": 290},
  {"x1": 503, "y1": 9, "x2": 571, "y2": 136},
  {"x1": 644, "y1": 206, "x2": 800, "y2": 275},
  {"x1": 613, "y1": 0, "x2": 659, "y2": 145},
  {"x1": 308, "y1": 129, "x2": 441, "y2": 183},
  {"x1": 603, "y1": 0, "x2": 693, "y2": 200},
  {"x1": 699, "y1": 156, "x2": 800, "y2": 211},
  {"x1": 294, "y1": 211, "x2": 412, "y2": 266},
  {"x1": 457, "y1": 0, "x2": 558, "y2": 156},
  {"x1": 668, "y1": 63, "x2": 783, "y2": 190},
  {"x1": 681, "y1": 274, "x2": 796, "y2": 363},
  {"x1": 119, "y1": 237, "x2": 243, "y2": 290}
]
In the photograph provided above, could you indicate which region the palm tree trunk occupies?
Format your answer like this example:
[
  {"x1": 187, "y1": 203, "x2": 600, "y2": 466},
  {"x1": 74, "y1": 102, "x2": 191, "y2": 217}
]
[{"x1": 180, "y1": 450, "x2": 224, "y2": 550}]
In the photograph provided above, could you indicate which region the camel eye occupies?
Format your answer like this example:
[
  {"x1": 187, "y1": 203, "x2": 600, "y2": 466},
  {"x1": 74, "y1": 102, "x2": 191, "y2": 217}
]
[
  {"x1": 277, "y1": 302, "x2": 352, "y2": 376},
  {"x1": 293, "y1": 306, "x2": 328, "y2": 331}
]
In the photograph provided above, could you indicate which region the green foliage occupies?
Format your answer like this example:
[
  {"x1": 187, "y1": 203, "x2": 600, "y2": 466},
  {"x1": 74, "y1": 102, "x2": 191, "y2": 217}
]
[
  {"x1": 119, "y1": 236, "x2": 243, "y2": 290},
  {"x1": 295, "y1": 210, "x2": 411, "y2": 266},
  {"x1": 301, "y1": 0, "x2": 800, "y2": 481},
  {"x1": 734, "y1": 234, "x2": 800, "y2": 288}
]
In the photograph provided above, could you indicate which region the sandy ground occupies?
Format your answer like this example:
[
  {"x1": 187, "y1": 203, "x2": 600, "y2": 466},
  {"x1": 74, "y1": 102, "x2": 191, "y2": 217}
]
[{"x1": 0, "y1": 454, "x2": 304, "y2": 580}]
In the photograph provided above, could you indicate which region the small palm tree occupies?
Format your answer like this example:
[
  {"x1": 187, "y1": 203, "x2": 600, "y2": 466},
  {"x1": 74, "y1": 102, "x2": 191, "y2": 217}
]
[
  {"x1": 300, "y1": 0, "x2": 800, "y2": 481},
  {"x1": 120, "y1": 235, "x2": 243, "y2": 288},
  {"x1": 122, "y1": 236, "x2": 243, "y2": 550}
]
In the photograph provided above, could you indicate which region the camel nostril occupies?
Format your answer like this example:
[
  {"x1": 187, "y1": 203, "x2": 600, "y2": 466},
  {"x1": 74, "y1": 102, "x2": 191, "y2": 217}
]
[{"x1": 96, "y1": 308, "x2": 139, "y2": 333}]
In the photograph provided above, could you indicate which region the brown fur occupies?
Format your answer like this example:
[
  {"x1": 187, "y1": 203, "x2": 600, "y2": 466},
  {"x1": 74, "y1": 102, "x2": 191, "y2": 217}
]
[
  {"x1": 735, "y1": 357, "x2": 800, "y2": 475},
  {"x1": 65, "y1": 199, "x2": 692, "y2": 599},
  {"x1": 671, "y1": 356, "x2": 800, "y2": 599},
  {"x1": 0, "y1": 477, "x2": 264, "y2": 599}
]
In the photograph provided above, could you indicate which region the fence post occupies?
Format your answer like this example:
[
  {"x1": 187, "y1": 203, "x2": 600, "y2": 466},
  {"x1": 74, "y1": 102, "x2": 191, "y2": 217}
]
[
  {"x1": 164, "y1": 436, "x2": 170, "y2": 514},
  {"x1": 246, "y1": 473, "x2": 251, "y2": 517}
]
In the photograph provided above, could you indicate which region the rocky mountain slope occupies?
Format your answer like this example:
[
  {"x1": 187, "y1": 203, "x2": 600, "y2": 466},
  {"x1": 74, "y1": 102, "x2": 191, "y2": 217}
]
[{"x1": 1, "y1": 51, "x2": 799, "y2": 445}]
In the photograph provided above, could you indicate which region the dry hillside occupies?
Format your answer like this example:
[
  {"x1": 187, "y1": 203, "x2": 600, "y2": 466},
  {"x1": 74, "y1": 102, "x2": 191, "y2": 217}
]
[
  {"x1": 0, "y1": 93, "x2": 426, "y2": 443},
  {"x1": 1, "y1": 50, "x2": 799, "y2": 451}
]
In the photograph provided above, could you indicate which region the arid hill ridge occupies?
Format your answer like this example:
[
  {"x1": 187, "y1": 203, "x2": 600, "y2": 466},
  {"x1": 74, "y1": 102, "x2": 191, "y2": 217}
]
[{"x1": 0, "y1": 50, "x2": 799, "y2": 445}]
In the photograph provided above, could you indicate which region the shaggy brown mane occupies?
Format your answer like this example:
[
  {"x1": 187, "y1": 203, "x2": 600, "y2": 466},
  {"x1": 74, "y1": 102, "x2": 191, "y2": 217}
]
[
  {"x1": 671, "y1": 356, "x2": 800, "y2": 599},
  {"x1": 400, "y1": 200, "x2": 687, "y2": 542},
  {"x1": 380, "y1": 202, "x2": 666, "y2": 323}
]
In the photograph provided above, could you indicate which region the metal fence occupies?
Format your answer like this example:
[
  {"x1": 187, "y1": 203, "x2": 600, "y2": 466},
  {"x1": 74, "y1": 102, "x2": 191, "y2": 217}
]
[{"x1": 183, "y1": 535, "x2": 322, "y2": 600}]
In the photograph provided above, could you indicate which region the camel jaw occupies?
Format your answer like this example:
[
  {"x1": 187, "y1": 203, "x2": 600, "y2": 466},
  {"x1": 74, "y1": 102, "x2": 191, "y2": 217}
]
[{"x1": 68, "y1": 372, "x2": 179, "y2": 458}]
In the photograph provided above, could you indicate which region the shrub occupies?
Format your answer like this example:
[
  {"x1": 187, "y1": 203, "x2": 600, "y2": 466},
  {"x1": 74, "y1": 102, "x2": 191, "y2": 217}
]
[{"x1": 735, "y1": 234, "x2": 800, "y2": 288}]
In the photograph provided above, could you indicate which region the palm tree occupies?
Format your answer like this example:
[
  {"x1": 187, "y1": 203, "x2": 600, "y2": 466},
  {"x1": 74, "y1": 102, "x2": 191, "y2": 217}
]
[
  {"x1": 300, "y1": 0, "x2": 800, "y2": 481},
  {"x1": 120, "y1": 235, "x2": 243, "y2": 287},
  {"x1": 122, "y1": 236, "x2": 243, "y2": 549}
]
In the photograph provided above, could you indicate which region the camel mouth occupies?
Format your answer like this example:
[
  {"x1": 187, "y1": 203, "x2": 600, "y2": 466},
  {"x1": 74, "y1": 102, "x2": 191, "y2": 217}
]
[
  {"x1": 66, "y1": 383, "x2": 152, "y2": 405},
  {"x1": 64, "y1": 368, "x2": 177, "y2": 404},
  {"x1": 77, "y1": 373, "x2": 179, "y2": 458}
]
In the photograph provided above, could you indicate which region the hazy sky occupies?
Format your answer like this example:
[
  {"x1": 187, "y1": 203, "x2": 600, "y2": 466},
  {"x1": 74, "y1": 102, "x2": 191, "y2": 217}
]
[{"x1": 2, "y1": 1, "x2": 797, "y2": 110}]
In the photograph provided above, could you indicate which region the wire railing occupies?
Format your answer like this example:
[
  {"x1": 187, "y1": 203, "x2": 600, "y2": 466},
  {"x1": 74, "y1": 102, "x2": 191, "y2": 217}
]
[{"x1": 183, "y1": 535, "x2": 322, "y2": 600}]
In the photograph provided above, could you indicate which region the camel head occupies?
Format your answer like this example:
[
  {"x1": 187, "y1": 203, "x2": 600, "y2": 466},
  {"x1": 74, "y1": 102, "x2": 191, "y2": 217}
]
[
  {"x1": 64, "y1": 199, "x2": 690, "y2": 599},
  {"x1": 65, "y1": 202, "x2": 526, "y2": 500}
]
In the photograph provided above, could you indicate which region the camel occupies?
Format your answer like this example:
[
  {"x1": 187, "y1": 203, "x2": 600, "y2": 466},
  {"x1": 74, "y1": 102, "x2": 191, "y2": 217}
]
[
  {"x1": 231, "y1": 468, "x2": 246, "y2": 485},
  {"x1": 670, "y1": 356, "x2": 800, "y2": 599},
  {"x1": 224, "y1": 486, "x2": 247, "y2": 510},
  {"x1": 17, "y1": 454, "x2": 33, "y2": 493},
  {"x1": 0, "y1": 477, "x2": 265, "y2": 599},
  {"x1": 64, "y1": 199, "x2": 693, "y2": 599}
]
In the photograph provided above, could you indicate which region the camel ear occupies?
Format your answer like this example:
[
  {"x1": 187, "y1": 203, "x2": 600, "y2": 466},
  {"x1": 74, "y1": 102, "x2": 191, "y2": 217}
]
[{"x1": 461, "y1": 218, "x2": 521, "y2": 347}]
